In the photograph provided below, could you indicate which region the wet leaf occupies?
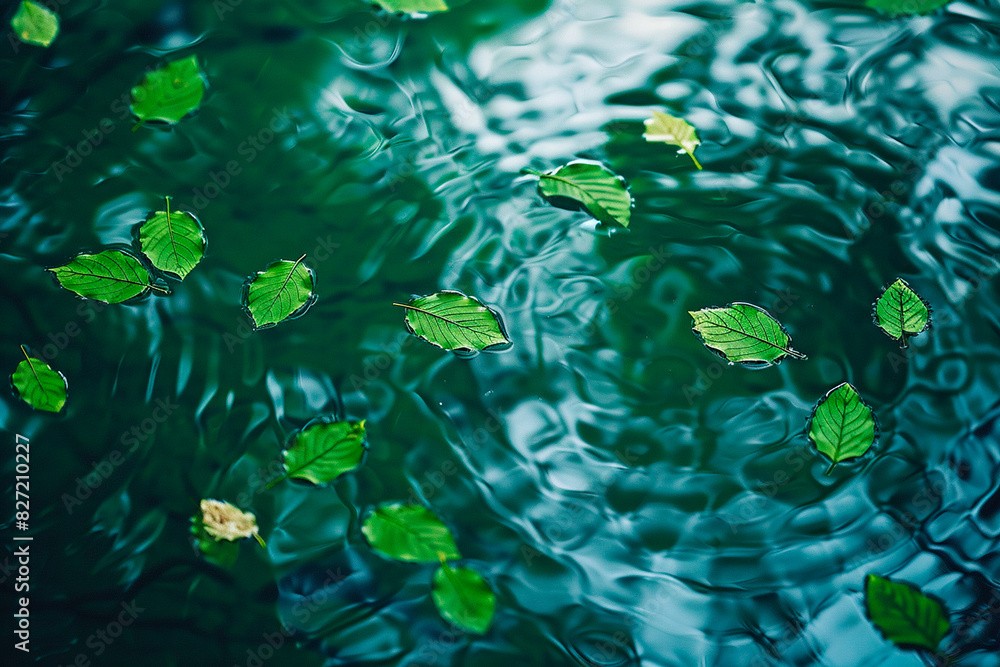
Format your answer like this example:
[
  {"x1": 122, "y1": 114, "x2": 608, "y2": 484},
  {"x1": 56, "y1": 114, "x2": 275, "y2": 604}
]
[
  {"x1": 11, "y1": 345, "x2": 67, "y2": 412},
  {"x1": 643, "y1": 110, "x2": 702, "y2": 170},
  {"x1": 49, "y1": 249, "x2": 164, "y2": 303},
  {"x1": 362, "y1": 503, "x2": 461, "y2": 563},
  {"x1": 375, "y1": 0, "x2": 449, "y2": 13},
  {"x1": 523, "y1": 161, "x2": 633, "y2": 227},
  {"x1": 432, "y1": 563, "x2": 496, "y2": 634},
  {"x1": 866, "y1": 0, "x2": 952, "y2": 16},
  {"x1": 865, "y1": 574, "x2": 950, "y2": 652},
  {"x1": 807, "y1": 382, "x2": 877, "y2": 475},
  {"x1": 192, "y1": 500, "x2": 264, "y2": 566},
  {"x1": 268, "y1": 420, "x2": 367, "y2": 488},
  {"x1": 395, "y1": 290, "x2": 510, "y2": 353},
  {"x1": 10, "y1": 0, "x2": 59, "y2": 47},
  {"x1": 874, "y1": 278, "x2": 930, "y2": 349},
  {"x1": 242, "y1": 255, "x2": 316, "y2": 330},
  {"x1": 137, "y1": 197, "x2": 206, "y2": 279},
  {"x1": 689, "y1": 302, "x2": 806, "y2": 365},
  {"x1": 131, "y1": 56, "x2": 206, "y2": 128}
]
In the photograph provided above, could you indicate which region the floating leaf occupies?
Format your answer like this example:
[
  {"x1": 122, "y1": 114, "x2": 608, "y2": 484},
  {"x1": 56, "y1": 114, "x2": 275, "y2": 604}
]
[
  {"x1": 268, "y1": 420, "x2": 367, "y2": 488},
  {"x1": 375, "y1": 0, "x2": 449, "y2": 12},
  {"x1": 362, "y1": 503, "x2": 461, "y2": 563},
  {"x1": 432, "y1": 563, "x2": 496, "y2": 634},
  {"x1": 10, "y1": 0, "x2": 59, "y2": 47},
  {"x1": 866, "y1": 0, "x2": 952, "y2": 16},
  {"x1": 11, "y1": 345, "x2": 67, "y2": 412},
  {"x1": 874, "y1": 278, "x2": 930, "y2": 349},
  {"x1": 131, "y1": 56, "x2": 206, "y2": 128},
  {"x1": 523, "y1": 161, "x2": 633, "y2": 228},
  {"x1": 807, "y1": 382, "x2": 877, "y2": 475},
  {"x1": 689, "y1": 303, "x2": 806, "y2": 365},
  {"x1": 394, "y1": 290, "x2": 510, "y2": 353},
  {"x1": 136, "y1": 197, "x2": 206, "y2": 279},
  {"x1": 865, "y1": 574, "x2": 951, "y2": 653},
  {"x1": 643, "y1": 110, "x2": 702, "y2": 170},
  {"x1": 199, "y1": 499, "x2": 263, "y2": 544},
  {"x1": 49, "y1": 249, "x2": 165, "y2": 303},
  {"x1": 242, "y1": 255, "x2": 316, "y2": 330}
]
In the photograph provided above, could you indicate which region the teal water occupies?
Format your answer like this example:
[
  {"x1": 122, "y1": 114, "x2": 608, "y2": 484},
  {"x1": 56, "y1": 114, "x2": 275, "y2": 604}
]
[{"x1": 3, "y1": 0, "x2": 1000, "y2": 665}]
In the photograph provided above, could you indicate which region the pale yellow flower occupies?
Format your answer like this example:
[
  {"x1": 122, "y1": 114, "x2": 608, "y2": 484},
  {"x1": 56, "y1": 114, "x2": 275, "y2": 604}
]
[{"x1": 200, "y1": 499, "x2": 263, "y2": 545}]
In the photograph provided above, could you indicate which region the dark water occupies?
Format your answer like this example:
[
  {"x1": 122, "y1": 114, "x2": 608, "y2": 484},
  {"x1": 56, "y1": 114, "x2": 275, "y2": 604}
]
[{"x1": 3, "y1": 0, "x2": 1000, "y2": 665}]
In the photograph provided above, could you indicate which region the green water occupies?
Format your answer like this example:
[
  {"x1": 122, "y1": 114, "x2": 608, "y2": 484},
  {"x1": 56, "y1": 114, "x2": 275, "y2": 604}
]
[{"x1": 3, "y1": 0, "x2": 1000, "y2": 665}]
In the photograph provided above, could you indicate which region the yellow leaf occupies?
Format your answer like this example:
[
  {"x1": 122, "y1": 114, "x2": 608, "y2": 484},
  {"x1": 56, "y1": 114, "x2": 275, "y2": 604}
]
[{"x1": 643, "y1": 110, "x2": 702, "y2": 170}]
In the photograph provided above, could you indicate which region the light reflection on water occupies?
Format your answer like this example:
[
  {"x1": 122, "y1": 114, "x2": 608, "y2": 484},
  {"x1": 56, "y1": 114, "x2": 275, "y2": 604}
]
[{"x1": 2, "y1": 0, "x2": 1000, "y2": 665}]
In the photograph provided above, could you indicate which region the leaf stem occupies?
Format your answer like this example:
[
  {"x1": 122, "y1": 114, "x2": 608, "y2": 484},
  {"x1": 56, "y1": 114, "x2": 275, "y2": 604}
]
[
  {"x1": 252, "y1": 532, "x2": 267, "y2": 548},
  {"x1": 19, "y1": 344, "x2": 40, "y2": 384},
  {"x1": 131, "y1": 119, "x2": 146, "y2": 132},
  {"x1": 825, "y1": 461, "x2": 837, "y2": 476},
  {"x1": 264, "y1": 474, "x2": 286, "y2": 491},
  {"x1": 683, "y1": 147, "x2": 703, "y2": 171},
  {"x1": 519, "y1": 168, "x2": 543, "y2": 177}
]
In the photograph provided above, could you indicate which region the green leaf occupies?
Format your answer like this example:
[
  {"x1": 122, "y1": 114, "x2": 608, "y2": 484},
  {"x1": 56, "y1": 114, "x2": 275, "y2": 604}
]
[
  {"x1": 394, "y1": 290, "x2": 511, "y2": 353},
  {"x1": 643, "y1": 110, "x2": 702, "y2": 170},
  {"x1": 375, "y1": 0, "x2": 449, "y2": 13},
  {"x1": 866, "y1": 0, "x2": 952, "y2": 16},
  {"x1": 268, "y1": 420, "x2": 367, "y2": 488},
  {"x1": 689, "y1": 303, "x2": 806, "y2": 365},
  {"x1": 524, "y1": 161, "x2": 633, "y2": 228},
  {"x1": 864, "y1": 574, "x2": 951, "y2": 653},
  {"x1": 49, "y1": 249, "x2": 165, "y2": 303},
  {"x1": 874, "y1": 278, "x2": 930, "y2": 349},
  {"x1": 11, "y1": 345, "x2": 67, "y2": 412},
  {"x1": 242, "y1": 255, "x2": 317, "y2": 330},
  {"x1": 131, "y1": 56, "x2": 206, "y2": 128},
  {"x1": 362, "y1": 503, "x2": 461, "y2": 563},
  {"x1": 137, "y1": 197, "x2": 206, "y2": 279},
  {"x1": 10, "y1": 0, "x2": 59, "y2": 47},
  {"x1": 432, "y1": 563, "x2": 496, "y2": 634},
  {"x1": 190, "y1": 515, "x2": 239, "y2": 567},
  {"x1": 807, "y1": 382, "x2": 877, "y2": 475}
]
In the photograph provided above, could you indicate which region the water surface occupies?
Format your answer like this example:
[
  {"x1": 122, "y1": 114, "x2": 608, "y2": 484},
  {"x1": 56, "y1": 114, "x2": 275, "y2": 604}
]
[{"x1": 2, "y1": 0, "x2": 1000, "y2": 666}]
